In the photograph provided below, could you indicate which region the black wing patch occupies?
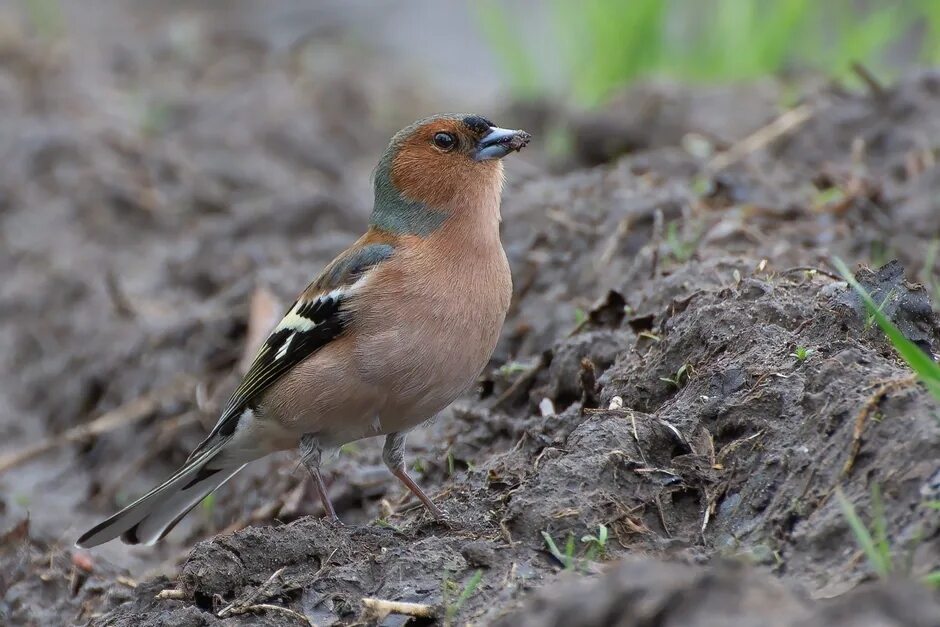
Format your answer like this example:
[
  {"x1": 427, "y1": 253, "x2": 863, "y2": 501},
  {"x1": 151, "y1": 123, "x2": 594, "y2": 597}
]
[
  {"x1": 195, "y1": 243, "x2": 396, "y2": 450},
  {"x1": 206, "y1": 292, "x2": 345, "y2": 442}
]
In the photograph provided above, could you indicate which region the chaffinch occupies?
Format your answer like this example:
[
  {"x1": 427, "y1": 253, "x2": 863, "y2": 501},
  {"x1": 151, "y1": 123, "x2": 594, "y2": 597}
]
[{"x1": 77, "y1": 115, "x2": 530, "y2": 547}]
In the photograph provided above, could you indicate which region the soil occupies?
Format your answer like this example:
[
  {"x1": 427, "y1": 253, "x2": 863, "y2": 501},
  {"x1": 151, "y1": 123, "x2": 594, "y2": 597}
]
[{"x1": 2, "y1": 3, "x2": 940, "y2": 627}]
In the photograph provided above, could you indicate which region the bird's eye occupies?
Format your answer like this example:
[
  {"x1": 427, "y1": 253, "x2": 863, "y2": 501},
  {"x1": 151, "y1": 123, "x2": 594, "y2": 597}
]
[{"x1": 433, "y1": 132, "x2": 456, "y2": 151}]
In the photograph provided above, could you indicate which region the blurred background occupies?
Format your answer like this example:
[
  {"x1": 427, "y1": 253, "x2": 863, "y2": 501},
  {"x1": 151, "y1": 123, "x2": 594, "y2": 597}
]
[
  {"x1": 6, "y1": 0, "x2": 940, "y2": 160},
  {"x1": 2, "y1": 0, "x2": 940, "y2": 623}
]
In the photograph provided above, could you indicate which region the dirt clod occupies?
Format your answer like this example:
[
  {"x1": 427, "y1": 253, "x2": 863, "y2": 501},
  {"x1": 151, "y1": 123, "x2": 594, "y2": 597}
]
[
  {"x1": 494, "y1": 559, "x2": 940, "y2": 627},
  {"x1": 834, "y1": 259, "x2": 940, "y2": 355}
]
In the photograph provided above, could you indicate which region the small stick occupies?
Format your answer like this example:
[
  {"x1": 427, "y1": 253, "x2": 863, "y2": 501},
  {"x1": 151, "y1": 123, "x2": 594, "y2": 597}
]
[
  {"x1": 781, "y1": 266, "x2": 843, "y2": 281},
  {"x1": 361, "y1": 597, "x2": 437, "y2": 620},
  {"x1": 0, "y1": 378, "x2": 195, "y2": 474},
  {"x1": 218, "y1": 567, "x2": 287, "y2": 618},
  {"x1": 241, "y1": 604, "x2": 313, "y2": 626},
  {"x1": 851, "y1": 62, "x2": 886, "y2": 99},
  {"x1": 596, "y1": 216, "x2": 631, "y2": 270},
  {"x1": 701, "y1": 491, "x2": 713, "y2": 534},
  {"x1": 716, "y1": 430, "x2": 765, "y2": 466},
  {"x1": 218, "y1": 550, "x2": 334, "y2": 619},
  {"x1": 629, "y1": 412, "x2": 642, "y2": 460},
  {"x1": 491, "y1": 353, "x2": 548, "y2": 410},
  {"x1": 706, "y1": 103, "x2": 815, "y2": 173},
  {"x1": 654, "y1": 493, "x2": 671, "y2": 537},
  {"x1": 155, "y1": 589, "x2": 186, "y2": 600},
  {"x1": 841, "y1": 375, "x2": 917, "y2": 477}
]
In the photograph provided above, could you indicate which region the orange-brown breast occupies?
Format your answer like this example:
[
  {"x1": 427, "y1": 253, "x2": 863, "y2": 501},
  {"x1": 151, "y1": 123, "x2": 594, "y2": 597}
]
[
  {"x1": 260, "y1": 219, "x2": 510, "y2": 446},
  {"x1": 346, "y1": 201, "x2": 511, "y2": 433}
]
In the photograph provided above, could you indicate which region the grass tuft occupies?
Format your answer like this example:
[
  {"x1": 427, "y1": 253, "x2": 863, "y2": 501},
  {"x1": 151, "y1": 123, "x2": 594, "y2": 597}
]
[
  {"x1": 542, "y1": 525, "x2": 610, "y2": 571},
  {"x1": 477, "y1": 0, "x2": 940, "y2": 106},
  {"x1": 541, "y1": 530, "x2": 576, "y2": 570},
  {"x1": 790, "y1": 346, "x2": 813, "y2": 362},
  {"x1": 580, "y1": 523, "x2": 609, "y2": 561},
  {"x1": 660, "y1": 363, "x2": 692, "y2": 388}
]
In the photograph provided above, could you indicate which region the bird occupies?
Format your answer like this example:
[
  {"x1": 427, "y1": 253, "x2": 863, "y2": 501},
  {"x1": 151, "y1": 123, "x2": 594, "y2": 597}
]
[{"x1": 76, "y1": 114, "x2": 530, "y2": 547}]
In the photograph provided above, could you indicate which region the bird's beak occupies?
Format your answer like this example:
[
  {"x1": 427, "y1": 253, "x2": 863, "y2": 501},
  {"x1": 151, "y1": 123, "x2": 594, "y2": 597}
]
[{"x1": 474, "y1": 126, "x2": 531, "y2": 161}]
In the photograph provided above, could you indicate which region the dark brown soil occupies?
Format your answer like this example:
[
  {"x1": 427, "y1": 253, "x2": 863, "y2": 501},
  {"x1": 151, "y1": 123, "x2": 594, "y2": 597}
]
[{"x1": 2, "y1": 3, "x2": 940, "y2": 627}]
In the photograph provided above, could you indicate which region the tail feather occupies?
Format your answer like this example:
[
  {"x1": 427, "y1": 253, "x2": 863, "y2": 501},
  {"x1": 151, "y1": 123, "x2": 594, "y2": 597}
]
[{"x1": 76, "y1": 445, "x2": 243, "y2": 548}]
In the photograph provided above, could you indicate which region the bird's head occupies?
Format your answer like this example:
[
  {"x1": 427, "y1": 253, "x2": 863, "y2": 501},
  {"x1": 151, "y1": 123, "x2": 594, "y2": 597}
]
[{"x1": 371, "y1": 114, "x2": 530, "y2": 236}]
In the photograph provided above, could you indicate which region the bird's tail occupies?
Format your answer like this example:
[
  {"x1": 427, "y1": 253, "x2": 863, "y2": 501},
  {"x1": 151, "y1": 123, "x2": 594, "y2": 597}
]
[{"x1": 76, "y1": 444, "x2": 244, "y2": 548}]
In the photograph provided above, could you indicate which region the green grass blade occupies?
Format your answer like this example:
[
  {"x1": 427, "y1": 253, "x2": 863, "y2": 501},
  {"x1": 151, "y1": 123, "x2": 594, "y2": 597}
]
[
  {"x1": 835, "y1": 487, "x2": 891, "y2": 578},
  {"x1": 564, "y1": 533, "x2": 576, "y2": 566},
  {"x1": 833, "y1": 258, "x2": 940, "y2": 403},
  {"x1": 915, "y1": 0, "x2": 940, "y2": 62},
  {"x1": 446, "y1": 569, "x2": 483, "y2": 622},
  {"x1": 541, "y1": 531, "x2": 567, "y2": 567},
  {"x1": 870, "y1": 485, "x2": 892, "y2": 572},
  {"x1": 472, "y1": 1, "x2": 540, "y2": 97}
]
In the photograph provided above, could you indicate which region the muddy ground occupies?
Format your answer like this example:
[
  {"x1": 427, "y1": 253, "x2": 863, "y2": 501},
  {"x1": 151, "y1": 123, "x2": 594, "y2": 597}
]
[{"x1": 2, "y1": 3, "x2": 940, "y2": 626}]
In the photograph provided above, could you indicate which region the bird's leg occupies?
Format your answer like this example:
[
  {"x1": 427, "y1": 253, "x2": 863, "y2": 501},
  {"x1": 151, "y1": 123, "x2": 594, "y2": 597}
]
[
  {"x1": 383, "y1": 431, "x2": 445, "y2": 521},
  {"x1": 299, "y1": 434, "x2": 339, "y2": 523}
]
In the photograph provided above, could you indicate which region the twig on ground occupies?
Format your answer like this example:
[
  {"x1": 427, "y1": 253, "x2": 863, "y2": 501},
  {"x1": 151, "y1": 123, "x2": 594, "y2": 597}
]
[
  {"x1": 218, "y1": 567, "x2": 288, "y2": 618},
  {"x1": 0, "y1": 377, "x2": 195, "y2": 474},
  {"x1": 491, "y1": 353, "x2": 548, "y2": 410},
  {"x1": 701, "y1": 489, "x2": 714, "y2": 534},
  {"x1": 654, "y1": 493, "x2": 671, "y2": 537},
  {"x1": 546, "y1": 208, "x2": 596, "y2": 235},
  {"x1": 217, "y1": 551, "x2": 333, "y2": 620},
  {"x1": 706, "y1": 103, "x2": 816, "y2": 173},
  {"x1": 841, "y1": 375, "x2": 918, "y2": 477},
  {"x1": 361, "y1": 598, "x2": 437, "y2": 621},
  {"x1": 781, "y1": 266, "x2": 843, "y2": 281},
  {"x1": 499, "y1": 516, "x2": 515, "y2": 546},
  {"x1": 596, "y1": 215, "x2": 631, "y2": 270},
  {"x1": 851, "y1": 62, "x2": 886, "y2": 99},
  {"x1": 155, "y1": 589, "x2": 186, "y2": 600},
  {"x1": 716, "y1": 430, "x2": 765, "y2": 467}
]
